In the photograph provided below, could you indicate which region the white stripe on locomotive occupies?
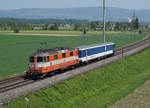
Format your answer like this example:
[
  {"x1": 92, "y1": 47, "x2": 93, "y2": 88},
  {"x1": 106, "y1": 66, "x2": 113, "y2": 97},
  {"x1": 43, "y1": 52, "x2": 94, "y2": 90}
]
[{"x1": 30, "y1": 56, "x2": 78, "y2": 68}]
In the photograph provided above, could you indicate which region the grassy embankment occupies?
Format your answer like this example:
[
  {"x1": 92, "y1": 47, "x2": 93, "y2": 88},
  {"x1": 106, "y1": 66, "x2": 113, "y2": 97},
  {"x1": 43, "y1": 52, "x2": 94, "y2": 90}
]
[
  {"x1": 4, "y1": 45, "x2": 150, "y2": 108},
  {"x1": 0, "y1": 33, "x2": 146, "y2": 79}
]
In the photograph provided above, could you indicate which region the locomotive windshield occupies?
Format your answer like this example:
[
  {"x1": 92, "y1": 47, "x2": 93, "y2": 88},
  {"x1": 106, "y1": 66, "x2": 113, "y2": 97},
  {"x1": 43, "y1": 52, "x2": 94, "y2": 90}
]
[
  {"x1": 30, "y1": 57, "x2": 34, "y2": 62},
  {"x1": 37, "y1": 57, "x2": 43, "y2": 62},
  {"x1": 30, "y1": 56, "x2": 47, "y2": 63}
]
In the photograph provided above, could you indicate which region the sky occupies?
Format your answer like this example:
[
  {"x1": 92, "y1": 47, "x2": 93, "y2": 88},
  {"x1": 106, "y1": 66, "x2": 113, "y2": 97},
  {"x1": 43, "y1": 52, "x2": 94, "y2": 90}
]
[{"x1": 0, "y1": 0, "x2": 150, "y2": 10}]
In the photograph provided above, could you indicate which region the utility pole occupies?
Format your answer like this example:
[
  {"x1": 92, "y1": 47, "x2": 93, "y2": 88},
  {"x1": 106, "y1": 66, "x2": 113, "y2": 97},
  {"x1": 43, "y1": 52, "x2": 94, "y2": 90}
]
[
  {"x1": 82, "y1": 25, "x2": 86, "y2": 45},
  {"x1": 121, "y1": 31, "x2": 124, "y2": 58},
  {"x1": 103, "y1": 0, "x2": 106, "y2": 43}
]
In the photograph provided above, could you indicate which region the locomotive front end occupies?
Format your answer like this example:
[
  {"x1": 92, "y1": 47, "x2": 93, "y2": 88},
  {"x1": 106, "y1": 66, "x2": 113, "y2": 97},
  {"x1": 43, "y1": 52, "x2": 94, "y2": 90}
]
[
  {"x1": 27, "y1": 56, "x2": 40, "y2": 77},
  {"x1": 27, "y1": 56, "x2": 47, "y2": 78},
  {"x1": 26, "y1": 47, "x2": 79, "y2": 79}
]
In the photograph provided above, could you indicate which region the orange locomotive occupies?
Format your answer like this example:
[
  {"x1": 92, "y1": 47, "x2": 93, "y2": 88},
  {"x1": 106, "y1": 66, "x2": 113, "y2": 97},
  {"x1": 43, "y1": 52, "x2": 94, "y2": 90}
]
[{"x1": 27, "y1": 47, "x2": 79, "y2": 78}]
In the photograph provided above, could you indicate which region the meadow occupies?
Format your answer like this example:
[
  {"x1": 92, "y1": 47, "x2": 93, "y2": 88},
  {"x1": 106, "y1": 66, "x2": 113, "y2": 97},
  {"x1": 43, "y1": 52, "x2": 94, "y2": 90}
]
[
  {"x1": 0, "y1": 33, "x2": 146, "y2": 79},
  {"x1": 0, "y1": 30, "x2": 124, "y2": 35},
  {"x1": 4, "y1": 44, "x2": 150, "y2": 108}
]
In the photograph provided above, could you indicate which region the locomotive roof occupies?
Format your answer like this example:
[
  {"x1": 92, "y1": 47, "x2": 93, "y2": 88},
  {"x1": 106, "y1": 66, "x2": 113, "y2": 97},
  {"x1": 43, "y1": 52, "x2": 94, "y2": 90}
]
[
  {"x1": 30, "y1": 47, "x2": 75, "y2": 57},
  {"x1": 76, "y1": 42, "x2": 115, "y2": 50}
]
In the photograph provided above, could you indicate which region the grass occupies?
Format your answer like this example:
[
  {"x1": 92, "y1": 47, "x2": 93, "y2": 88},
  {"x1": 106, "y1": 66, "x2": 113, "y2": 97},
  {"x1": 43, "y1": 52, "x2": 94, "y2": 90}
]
[
  {"x1": 4, "y1": 46, "x2": 150, "y2": 108},
  {"x1": 109, "y1": 76, "x2": 150, "y2": 108},
  {"x1": 20, "y1": 30, "x2": 124, "y2": 35},
  {"x1": 0, "y1": 30, "x2": 126, "y2": 35},
  {"x1": 0, "y1": 33, "x2": 146, "y2": 80}
]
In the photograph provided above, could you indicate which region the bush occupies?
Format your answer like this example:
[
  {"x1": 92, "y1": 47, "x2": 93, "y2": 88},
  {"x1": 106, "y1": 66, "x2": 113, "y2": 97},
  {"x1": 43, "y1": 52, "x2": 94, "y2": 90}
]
[
  {"x1": 14, "y1": 28, "x2": 20, "y2": 33},
  {"x1": 139, "y1": 30, "x2": 142, "y2": 34}
]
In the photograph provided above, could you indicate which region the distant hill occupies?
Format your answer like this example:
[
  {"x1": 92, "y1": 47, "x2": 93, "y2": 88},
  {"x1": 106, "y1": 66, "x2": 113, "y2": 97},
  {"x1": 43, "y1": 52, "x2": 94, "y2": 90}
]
[{"x1": 0, "y1": 7, "x2": 150, "y2": 22}]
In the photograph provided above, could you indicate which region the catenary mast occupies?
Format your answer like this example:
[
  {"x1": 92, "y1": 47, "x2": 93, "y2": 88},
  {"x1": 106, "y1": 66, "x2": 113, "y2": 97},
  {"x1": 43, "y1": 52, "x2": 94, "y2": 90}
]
[{"x1": 103, "y1": 0, "x2": 106, "y2": 43}]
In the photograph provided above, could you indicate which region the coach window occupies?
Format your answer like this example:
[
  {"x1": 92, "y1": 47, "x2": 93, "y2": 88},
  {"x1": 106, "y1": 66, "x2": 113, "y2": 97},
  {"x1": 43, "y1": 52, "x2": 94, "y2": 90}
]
[
  {"x1": 70, "y1": 52, "x2": 73, "y2": 56},
  {"x1": 54, "y1": 55, "x2": 58, "y2": 60},
  {"x1": 62, "y1": 53, "x2": 66, "y2": 58},
  {"x1": 37, "y1": 57, "x2": 43, "y2": 62}
]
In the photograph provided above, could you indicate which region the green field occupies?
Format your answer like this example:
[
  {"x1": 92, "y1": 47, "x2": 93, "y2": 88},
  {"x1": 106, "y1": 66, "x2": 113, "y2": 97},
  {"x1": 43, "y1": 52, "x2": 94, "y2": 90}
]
[
  {"x1": 4, "y1": 45, "x2": 150, "y2": 108},
  {"x1": 0, "y1": 33, "x2": 146, "y2": 79},
  {"x1": 0, "y1": 30, "x2": 125, "y2": 35}
]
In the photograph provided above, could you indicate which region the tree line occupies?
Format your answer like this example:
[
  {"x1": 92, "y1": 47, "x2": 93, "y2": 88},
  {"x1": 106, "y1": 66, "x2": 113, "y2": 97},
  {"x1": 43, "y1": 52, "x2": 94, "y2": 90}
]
[{"x1": 0, "y1": 17, "x2": 149, "y2": 33}]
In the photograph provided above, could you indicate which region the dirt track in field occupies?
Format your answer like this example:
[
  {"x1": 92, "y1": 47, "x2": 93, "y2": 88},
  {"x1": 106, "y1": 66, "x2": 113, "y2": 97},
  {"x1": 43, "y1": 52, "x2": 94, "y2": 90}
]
[
  {"x1": 8, "y1": 33, "x2": 80, "y2": 37},
  {"x1": 108, "y1": 79, "x2": 150, "y2": 108}
]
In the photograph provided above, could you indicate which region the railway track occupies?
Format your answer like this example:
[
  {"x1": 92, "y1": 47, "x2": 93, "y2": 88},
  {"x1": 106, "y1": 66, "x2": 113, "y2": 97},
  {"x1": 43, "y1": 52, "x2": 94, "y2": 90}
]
[
  {"x1": 0, "y1": 75, "x2": 36, "y2": 93},
  {"x1": 0, "y1": 75, "x2": 37, "y2": 94},
  {"x1": 0, "y1": 75, "x2": 24, "y2": 85},
  {"x1": 115, "y1": 36, "x2": 150, "y2": 55},
  {"x1": 0, "y1": 80, "x2": 34, "y2": 93},
  {"x1": 0, "y1": 36, "x2": 150, "y2": 95}
]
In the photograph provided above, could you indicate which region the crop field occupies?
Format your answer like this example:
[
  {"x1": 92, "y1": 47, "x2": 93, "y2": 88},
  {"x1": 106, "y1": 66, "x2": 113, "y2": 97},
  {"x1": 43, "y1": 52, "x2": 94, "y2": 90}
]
[
  {"x1": 4, "y1": 45, "x2": 150, "y2": 108},
  {"x1": 0, "y1": 33, "x2": 146, "y2": 79}
]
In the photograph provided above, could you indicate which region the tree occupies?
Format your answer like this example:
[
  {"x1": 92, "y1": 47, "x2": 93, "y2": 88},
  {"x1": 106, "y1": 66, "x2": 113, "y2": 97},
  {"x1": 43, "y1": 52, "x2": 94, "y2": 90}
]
[
  {"x1": 90, "y1": 21, "x2": 98, "y2": 30},
  {"x1": 50, "y1": 23, "x2": 59, "y2": 30},
  {"x1": 135, "y1": 17, "x2": 139, "y2": 30},
  {"x1": 132, "y1": 16, "x2": 139, "y2": 30},
  {"x1": 115, "y1": 22, "x2": 120, "y2": 31},
  {"x1": 139, "y1": 30, "x2": 142, "y2": 34},
  {"x1": 14, "y1": 28, "x2": 20, "y2": 33},
  {"x1": 43, "y1": 24, "x2": 49, "y2": 30},
  {"x1": 106, "y1": 22, "x2": 112, "y2": 31},
  {"x1": 13, "y1": 22, "x2": 20, "y2": 33},
  {"x1": 74, "y1": 22, "x2": 82, "y2": 31}
]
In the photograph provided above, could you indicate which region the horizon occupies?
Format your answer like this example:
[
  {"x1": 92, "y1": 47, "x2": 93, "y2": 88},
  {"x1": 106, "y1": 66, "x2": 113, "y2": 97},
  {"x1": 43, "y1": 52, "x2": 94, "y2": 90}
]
[
  {"x1": 0, "y1": 0, "x2": 150, "y2": 10},
  {"x1": 1, "y1": 6, "x2": 150, "y2": 11}
]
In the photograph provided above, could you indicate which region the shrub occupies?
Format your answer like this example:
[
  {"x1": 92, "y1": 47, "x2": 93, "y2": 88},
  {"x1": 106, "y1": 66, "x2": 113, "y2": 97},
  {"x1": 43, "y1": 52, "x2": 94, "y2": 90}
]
[
  {"x1": 14, "y1": 28, "x2": 20, "y2": 33},
  {"x1": 139, "y1": 30, "x2": 142, "y2": 34}
]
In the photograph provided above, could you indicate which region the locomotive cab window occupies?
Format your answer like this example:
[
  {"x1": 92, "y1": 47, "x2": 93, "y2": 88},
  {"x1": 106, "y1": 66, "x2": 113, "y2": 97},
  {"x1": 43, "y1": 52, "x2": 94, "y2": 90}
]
[
  {"x1": 44, "y1": 56, "x2": 46, "y2": 62},
  {"x1": 37, "y1": 57, "x2": 43, "y2": 62},
  {"x1": 54, "y1": 55, "x2": 58, "y2": 60},
  {"x1": 47, "y1": 56, "x2": 50, "y2": 61},
  {"x1": 70, "y1": 52, "x2": 73, "y2": 56},
  {"x1": 30, "y1": 57, "x2": 34, "y2": 62},
  {"x1": 62, "y1": 53, "x2": 66, "y2": 58}
]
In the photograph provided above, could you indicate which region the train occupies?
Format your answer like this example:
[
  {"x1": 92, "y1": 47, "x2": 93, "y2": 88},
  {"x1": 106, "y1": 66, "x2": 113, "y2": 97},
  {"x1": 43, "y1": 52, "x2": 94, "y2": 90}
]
[{"x1": 26, "y1": 42, "x2": 115, "y2": 78}]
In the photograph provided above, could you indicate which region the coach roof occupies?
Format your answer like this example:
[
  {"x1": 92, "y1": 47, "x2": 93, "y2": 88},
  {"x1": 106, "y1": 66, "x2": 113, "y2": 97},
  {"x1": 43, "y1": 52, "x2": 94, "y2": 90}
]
[{"x1": 76, "y1": 42, "x2": 115, "y2": 50}]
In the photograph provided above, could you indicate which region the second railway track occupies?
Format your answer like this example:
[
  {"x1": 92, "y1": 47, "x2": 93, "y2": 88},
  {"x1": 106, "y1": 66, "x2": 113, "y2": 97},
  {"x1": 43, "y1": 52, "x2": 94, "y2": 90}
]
[{"x1": 0, "y1": 79, "x2": 35, "y2": 94}]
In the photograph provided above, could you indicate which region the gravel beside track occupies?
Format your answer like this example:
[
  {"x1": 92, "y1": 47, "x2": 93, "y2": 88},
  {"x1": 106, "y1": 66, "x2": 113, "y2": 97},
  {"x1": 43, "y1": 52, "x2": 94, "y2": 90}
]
[{"x1": 0, "y1": 36, "x2": 150, "y2": 107}]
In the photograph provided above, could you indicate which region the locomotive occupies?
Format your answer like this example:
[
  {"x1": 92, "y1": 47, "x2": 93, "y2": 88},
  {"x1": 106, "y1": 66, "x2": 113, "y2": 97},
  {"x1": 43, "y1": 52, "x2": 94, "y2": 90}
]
[{"x1": 26, "y1": 43, "x2": 115, "y2": 78}]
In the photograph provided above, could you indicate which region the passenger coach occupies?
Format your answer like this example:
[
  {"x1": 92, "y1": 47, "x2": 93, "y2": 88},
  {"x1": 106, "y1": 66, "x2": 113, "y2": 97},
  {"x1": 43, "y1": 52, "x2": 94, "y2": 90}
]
[{"x1": 77, "y1": 43, "x2": 115, "y2": 63}]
